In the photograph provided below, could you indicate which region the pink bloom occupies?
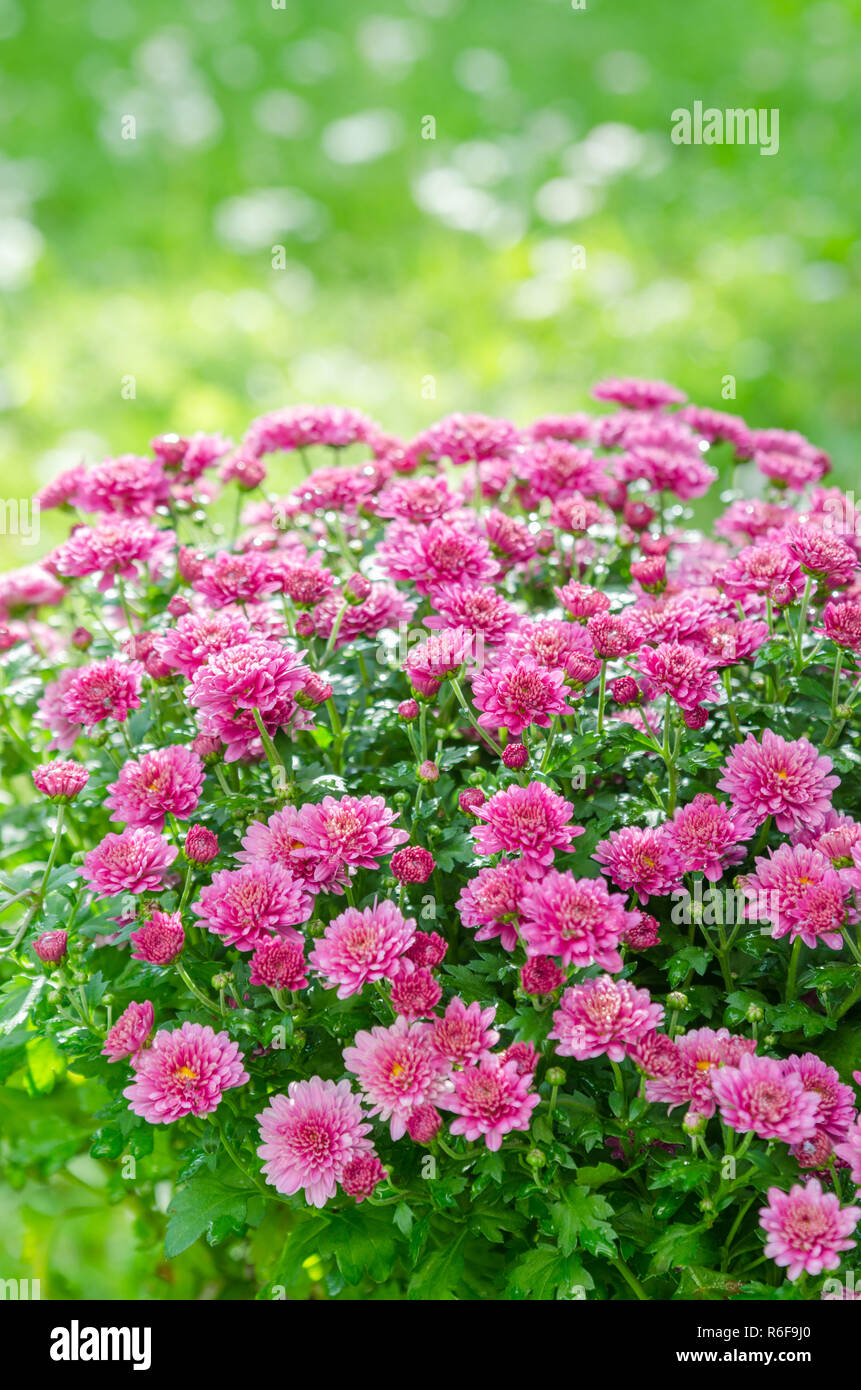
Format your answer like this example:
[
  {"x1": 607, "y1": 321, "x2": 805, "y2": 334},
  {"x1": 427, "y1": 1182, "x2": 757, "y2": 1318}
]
[
  {"x1": 60, "y1": 659, "x2": 143, "y2": 730},
  {"x1": 312, "y1": 582, "x2": 414, "y2": 648},
  {"x1": 593, "y1": 824, "x2": 681, "y2": 903},
  {"x1": 379, "y1": 519, "x2": 499, "y2": 595},
  {"x1": 759, "y1": 1180, "x2": 859, "y2": 1281},
  {"x1": 592, "y1": 377, "x2": 686, "y2": 409},
  {"x1": 130, "y1": 910, "x2": 185, "y2": 965},
  {"x1": 717, "y1": 730, "x2": 839, "y2": 835},
  {"x1": 75, "y1": 454, "x2": 170, "y2": 517},
  {"x1": 622, "y1": 446, "x2": 716, "y2": 501},
  {"x1": 756, "y1": 449, "x2": 827, "y2": 491},
  {"x1": 624, "y1": 911, "x2": 661, "y2": 949},
  {"x1": 696, "y1": 616, "x2": 769, "y2": 667},
  {"x1": 102, "y1": 1000, "x2": 154, "y2": 1062},
  {"x1": 32, "y1": 760, "x2": 89, "y2": 800},
  {"x1": 106, "y1": 745, "x2": 204, "y2": 829},
  {"x1": 50, "y1": 520, "x2": 172, "y2": 592},
  {"x1": 712, "y1": 1053, "x2": 821, "y2": 1145},
  {"x1": 666, "y1": 794, "x2": 751, "y2": 882},
  {"x1": 403, "y1": 625, "x2": 476, "y2": 697},
  {"x1": 549, "y1": 975, "x2": 664, "y2": 1061},
  {"x1": 244, "y1": 403, "x2": 378, "y2": 456},
  {"x1": 408, "y1": 412, "x2": 520, "y2": 466},
  {"x1": 471, "y1": 782, "x2": 583, "y2": 878},
  {"x1": 519, "y1": 871, "x2": 640, "y2": 970},
  {"x1": 515, "y1": 441, "x2": 606, "y2": 503},
  {"x1": 390, "y1": 846, "x2": 436, "y2": 883},
  {"x1": 441, "y1": 1056, "x2": 539, "y2": 1150},
  {"x1": 275, "y1": 561, "x2": 335, "y2": 608},
  {"x1": 502, "y1": 1042, "x2": 539, "y2": 1077},
  {"x1": 718, "y1": 544, "x2": 805, "y2": 604},
  {"x1": 784, "y1": 525, "x2": 857, "y2": 586},
  {"x1": 249, "y1": 938, "x2": 309, "y2": 991},
  {"x1": 404, "y1": 931, "x2": 447, "y2": 969},
  {"x1": 457, "y1": 861, "x2": 528, "y2": 950},
  {"x1": 377, "y1": 473, "x2": 460, "y2": 523},
  {"x1": 484, "y1": 509, "x2": 537, "y2": 565},
  {"x1": 430, "y1": 996, "x2": 500, "y2": 1066},
  {"x1": 633, "y1": 641, "x2": 721, "y2": 710},
  {"x1": 471, "y1": 659, "x2": 575, "y2": 736},
  {"x1": 192, "y1": 862, "x2": 312, "y2": 951},
  {"x1": 817, "y1": 599, "x2": 861, "y2": 652},
  {"x1": 238, "y1": 805, "x2": 346, "y2": 896},
  {"x1": 295, "y1": 794, "x2": 409, "y2": 883},
  {"x1": 424, "y1": 582, "x2": 518, "y2": 643},
  {"x1": 159, "y1": 611, "x2": 253, "y2": 678},
  {"x1": 343, "y1": 1018, "x2": 453, "y2": 1139},
  {"x1": 256, "y1": 1078, "x2": 373, "y2": 1208},
  {"x1": 125, "y1": 1022, "x2": 248, "y2": 1123},
  {"x1": 389, "y1": 963, "x2": 442, "y2": 1020},
  {"x1": 341, "y1": 1153, "x2": 387, "y2": 1203},
  {"x1": 189, "y1": 639, "x2": 311, "y2": 762},
  {"x1": 406, "y1": 1103, "x2": 443, "y2": 1143},
  {"x1": 309, "y1": 900, "x2": 416, "y2": 999},
  {"x1": 744, "y1": 843, "x2": 837, "y2": 940},
  {"x1": 0, "y1": 563, "x2": 65, "y2": 615},
  {"x1": 554, "y1": 581, "x2": 611, "y2": 622},
  {"x1": 83, "y1": 827, "x2": 178, "y2": 897},
  {"x1": 509, "y1": 618, "x2": 594, "y2": 671},
  {"x1": 520, "y1": 956, "x2": 566, "y2": 995},
  {"x1": 641, "y1": 1027, "x2": 757, "y2": 1117},
  {"x1": 587, "y1": 612, "x2": 642, "y2": 658},
  {"x1": 192, "y1": 550, "x2": 280, "y2": 607},
  {"x1": 184, "y1": 825, "x2": 219, "y2": 865},
  {"x1": 33, "y1": 930, "x2": 68, "y2": 963},
  {"x1": 783, "y1": 1054, "x2": 856, "y2": 1141}
]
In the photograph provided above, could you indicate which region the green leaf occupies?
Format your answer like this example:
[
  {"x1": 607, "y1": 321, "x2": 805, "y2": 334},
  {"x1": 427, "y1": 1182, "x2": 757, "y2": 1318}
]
[
  {"x1": 575, "y1": 1163, "x2": 624, "y2": 1188},
  {"x1": 0, "y1": 975, "x2": 47, "y2": 1035},
  {"x1": 407, "y1": 1239, "x2": 465, "y2": 1300},
  {"x1": 164, "y1": 1165, "x2": 254, "y2": 1258}
]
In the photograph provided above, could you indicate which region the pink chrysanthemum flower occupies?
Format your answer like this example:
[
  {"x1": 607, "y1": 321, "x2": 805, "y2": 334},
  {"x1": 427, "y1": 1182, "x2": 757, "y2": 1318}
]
[
  {"x1": 622, "y1": 446, "x2": 716, "y2": 501},
  {"x1": 32, "y1": 760, "x2": 89, "y2": 800},
  {"x1": 666, "y1": 794, "x2": 752, "y2": 882},
  {"x1": 520, "y1": 955, "x2": 566, "y2": 995},
  {"x1": 783, "y1": 1054, "x2": 856, "y2": 1141},
  {"x1": 408, "y1": 412, "x2": 520, "y2": 466},
  {"x1": 185, "y1": 824, "x2": 219, "y2": 865},
  {"x1": 33, "y1": 930, "x2": 68, "y2": 962},
  {"x1": 592, "y1": 376, "x2": 686, "y2": 409},
  {"x1": 403, "y1": 625, "x2": 476, "y2": 698},
  {"x1": 50, "y1": 520, "x2": 173, "y2": 592},
  {"x1": 192, "y1": 862, "x2": 312, "y2": 951},
  {"x1": 106, "y1": 745, "x2": 204, "y2": 829},
  {"x1": 424, "y1": 582, "x2": 518, "y2": 644},
  {"x1": 509, "y1": 618, "x2": 594, "y2": 672},
  {"x1": 784, "y1": 525, "x2": 857, "y2": 586},
  {"x1": 743, "y1": 842, "x2": 842, "y2": 942},
  {"x1": 717, "y1": 544, "x2": 805, "y2": 604},
  {"x1": 430, "y1": 996, "x2": 500, "y2": 1066},
  {"x1": 274, "y1": 561, "x2": 335, "y2": 608},
  {"x1": 632, "y1": 641, "x2": 721, "y2": 711},
  {"x1": 515, "y1": 441, "x2": 606, "y2": 503},
  {"x1": 784, "y1": 877, "x2": 852, "y2": 949},
  {"x1": 244, "y1": 403, "x2": 378, "y2": 456},
  {"x1": 717, "y1": 730, "x2": 839, "y2": 835},
  {"x1": 249, "y1": 938, "x2": 309, "y2": 991},
  {"x1": 75, "y1": 454, "x2": 170, "y2": 517},
  {"x1": 295, "y1": 794, "x2": 409, "y2": 883},
  {"x1": 471, "y1": 659, "x2": 575, "y2": 736},
  {"x1": 483, "y1": 509, "x2": 537, "y2": 566},
  {"x1": 835, "y1": 1119, "x2": 861, "y2": 1185},
  {"x1": 471, "y1": 782, "x2": 583, "y2": 878},
  {"x1": 256, "y1": 1078, "x2": 373, "y2": 1208},
  {"x1": 711, "y1": 1054, "x2": 821, "y2": 1145},
  {"x1": 587, "y1": 611, "x2": 643, "y2": 658},
  {"x1": 406, "y1": 1103, "x2": 443, "y2": 1143},
  {"x1": 519, "y1": 871, "x2": 640, "y2": 971},
  {"x1": 82, "y1": 827, "x2": 178, "y2": 898},
  {"x1": 759, "y1": 1180, "x2": 860, "y2": 1281},
  {"x1": 554, "y1": 581, "x2": 611, "y2": 622},
  {"x1": 624, "y1": 910, "x2": 661, "y2": 950},
  {"x1": 379, "y1": 519, "x2": 499, "y2": 595},
  {"x1": 312, "y1": 581, "x2": 414, "y2": 648},
  {"x1": 341, "y1": 1153, "x2": 387, "y2": 1203},
  {"x1": 309, "y1": 900, "x2": 416, "y2": 999},
  {"x1": 695, "y1": 616, "x2": 770, "y2": 667},
  {"x1": 549, "y1": 975, "x2": 664, "y2": 1061},
  {"x1": 130, "y1": 910, "x2": 185, "y2": 965},
  {"x1": 191, "y1": 550, "x2": 280, "y2": 607},
  {"x1": 816, "y1": 598, "x2": 861, "y2": 653},
  {"x1": 376, "y1": 472, "x2": 460, "y2": 523},
  {"x1": 592, "y1": 824, "x2": 680, "y2": 903},
  {"x1": 404, "y1": 931, "x2": 447, "y2": 969},
  {"x1": 189, "y1": 639, "x2": 311, "y2": 762},
  {"x1": 440, "y1": 1056, "x2": 539, "y2": 1151},
  {"x1": 102, "y1": 1000, "x2": 154, "y2": 1062},
  {"x1": 642, "y1": 1027, "x2": 757, "y2": 1117},
  {"x1": 756, "y1": 449, "x2": 827, "y2": 491},
  {"x1": 457, "y1": 861, "x2": 528, "y2": 951},
  {"x1": 389, "y1": 963, "x2": 442, "y2": 1020},
  {"x1": 390, "y1": 846, "x2": 436, "y2": 883},
  {"x1": 158, "y1": 611, "x2": 253, "y2": 678},
  {"x1": 124, "y1": 1022, "x2": 248, "y2": 1123},
  {"x1": 343, "y1": 1018, "x2": 453, "y2": 1139},
  {"x1": 60, "y1": 659, "x2": 143, "y2": 730},
  {"x1": 238, "y1": 805, "x2": 345, "y2": 895}
]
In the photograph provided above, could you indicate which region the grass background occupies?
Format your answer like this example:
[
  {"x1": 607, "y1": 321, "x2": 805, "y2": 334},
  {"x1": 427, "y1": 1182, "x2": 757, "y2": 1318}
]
[{"x1": 0, "y1": 0, "x2": 859, "y2": 1297}]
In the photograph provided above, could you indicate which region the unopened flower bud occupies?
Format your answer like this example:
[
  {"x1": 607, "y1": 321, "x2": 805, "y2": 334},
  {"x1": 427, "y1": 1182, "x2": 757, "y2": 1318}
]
[
  {"x1": 745, "y1": 1002, "x2": 764, "y2": 1023},
  {"x1": 502, "y1": 742, "x2": 529, "y2": 770},
  {"x1": 418, "y1": 760, "x2": 439, "y2": 783},
  {"x1": 545, "y1": 1067, "x2": 566, "y2": 1088},
  {"x1": 526, "y1": 1148, "x2": 547, "y2": 1169},
  {"x1": 398, "y1": 698, "x2": 419, "y2": 721},
  {"x1": 667, "y1": 991, "x2": 688, "y2": 1011},
  {"x1": 71, "y1": 626, "x2": 93, "y2": 650},
  {"x1": 34, "y1": 930, "x2": 68, "y2": 964},
  {"x1": 344, "y1": 572, "x2": 372, "y2": 605}
]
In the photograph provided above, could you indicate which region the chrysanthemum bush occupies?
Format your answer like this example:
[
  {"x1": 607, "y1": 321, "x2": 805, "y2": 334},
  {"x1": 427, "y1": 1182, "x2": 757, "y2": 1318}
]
[{"x1": 3, "y1": 381, "x2": 861, "y2": 1301}]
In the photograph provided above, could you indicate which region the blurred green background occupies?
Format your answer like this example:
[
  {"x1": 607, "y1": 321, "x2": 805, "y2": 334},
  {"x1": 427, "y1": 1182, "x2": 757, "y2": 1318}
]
[
  {"x1": 1, "y1": 0, "x2": 860, "y2": 568},
  {"x1": 1, "y1": 0, "x2": 860, "y2": 1298}
]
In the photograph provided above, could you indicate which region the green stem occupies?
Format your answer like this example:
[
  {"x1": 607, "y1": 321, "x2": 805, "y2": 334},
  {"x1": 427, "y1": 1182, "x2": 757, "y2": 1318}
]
[
  {"x1": 450, "y1": 676, "x2": 503, "y2": 756},
  {"x1": 609, "y1": 1255, "x2": 650, "y2": 1301},
  {"x1": 596, "y1": 658, "x2": 607, "y2": 736},
  {"x1": 785, "y1": 936, "x2": 803, "y2": 1003},
  {"x1": 175, "y1": 960, "x2": 220, "y2": 1015}
]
